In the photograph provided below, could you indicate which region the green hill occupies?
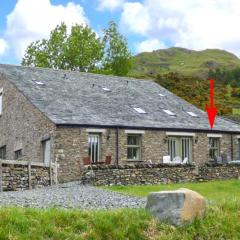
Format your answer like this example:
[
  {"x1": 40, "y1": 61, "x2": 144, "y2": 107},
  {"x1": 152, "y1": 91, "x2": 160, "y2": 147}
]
[
  {"x1": 129, "y1": 47, "x2": 240, "y2": 116},
  {"x1": 130, "y1": 47, "x2": 240, "y2": 78}
]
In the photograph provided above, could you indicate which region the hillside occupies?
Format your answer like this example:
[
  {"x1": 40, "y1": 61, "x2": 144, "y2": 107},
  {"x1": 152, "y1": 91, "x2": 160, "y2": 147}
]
[
  {"x1": 130, "y1": 47, "x2": 240, "y2": 78},
  {"x1": 129, "y1": 47, "x2": 240, "y2": 115}
]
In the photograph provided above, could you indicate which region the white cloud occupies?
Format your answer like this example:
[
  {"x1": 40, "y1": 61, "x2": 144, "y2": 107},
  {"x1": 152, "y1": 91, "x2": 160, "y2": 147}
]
[
  {"x1": 121, "y1": 0, "x2": 240, "y2": 55},
  {"x1": 97, "y1": 0, "x2": 126, "y2": 11},
  {"x1": 5, "y1": 0, "x2": 88, "y2": 59},
  {"x1": 136, "y1": 38, "x2": 166, "y2": 53},
  {"x1": 0, "y1": 39, "x2": 8, "y2": 55}
]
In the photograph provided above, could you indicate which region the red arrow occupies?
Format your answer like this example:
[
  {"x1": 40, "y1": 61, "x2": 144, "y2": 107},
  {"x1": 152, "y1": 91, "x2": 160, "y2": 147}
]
[{"x1": 206, "y1": 79, "x2": 217, "y2": 129}]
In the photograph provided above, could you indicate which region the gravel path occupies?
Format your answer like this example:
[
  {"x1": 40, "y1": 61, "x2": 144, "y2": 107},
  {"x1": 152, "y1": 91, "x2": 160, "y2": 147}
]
[{"x1": 0, "y1": 182, "x2": 146, "y2": 209}]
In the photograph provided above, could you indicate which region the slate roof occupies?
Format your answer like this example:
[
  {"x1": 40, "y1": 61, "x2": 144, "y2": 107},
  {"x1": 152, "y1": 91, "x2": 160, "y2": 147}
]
[{"x1": 0, "y1": 64, "x2": 240, "y2": 133}]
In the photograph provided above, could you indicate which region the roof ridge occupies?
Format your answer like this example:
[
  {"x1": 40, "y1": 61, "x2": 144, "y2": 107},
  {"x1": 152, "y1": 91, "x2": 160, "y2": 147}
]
[
  {"x1": 0, "y1": 63, "x2": 154, "y2": 83},
  {"x1": 220, "y1": 116, "x2": 240, "y2": 126}
]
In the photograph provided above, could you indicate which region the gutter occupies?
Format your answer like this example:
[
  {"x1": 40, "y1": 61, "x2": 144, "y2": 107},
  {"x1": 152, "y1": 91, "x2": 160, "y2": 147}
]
[
  {"x1": 55, "y1": 123, "x2": 240, "y2": 135},
  {"x1": 116, "y1": 128, "x2": 119, "y2": 165}
]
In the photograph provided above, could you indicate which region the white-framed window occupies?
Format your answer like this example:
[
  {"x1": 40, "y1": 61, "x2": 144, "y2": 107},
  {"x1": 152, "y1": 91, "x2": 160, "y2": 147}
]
[
  {"x1": 42, "y1": 139, "x2": 51, "y2": 164},
  {"x1": 133, "y1": 107, "x2": 146, "y2": 114},
  {"x1": 168, "y1": 137, "x2": 192, "y2": 162},
  {"x1": 127, "y1": 135, "x2": 141, "y2": 160},
  {"x1": 14, "y1": 149, "x2": 22, "y2": 160},
  {"x1": 88, "y1": 134, "x2": 100, "y2": 163},
  {"x1": 187, "y1": 112, "x2": 198, "y2": 117},
  {"x1": 163, "y1": 109, "x2": 176, "y2": 116},
  {"x1": 209, "y1": 137, "x2": 220, "y2": 160}
]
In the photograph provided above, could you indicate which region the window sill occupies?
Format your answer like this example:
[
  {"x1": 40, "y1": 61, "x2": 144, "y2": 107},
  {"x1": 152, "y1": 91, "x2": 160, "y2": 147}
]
[{"x1": 127, "y1": 160, "x2": 143, "y2": 162}]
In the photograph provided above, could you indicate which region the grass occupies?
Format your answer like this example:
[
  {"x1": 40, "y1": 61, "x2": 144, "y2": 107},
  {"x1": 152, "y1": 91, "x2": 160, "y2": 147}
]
[
  {"x1": 103, "y1": 179, "x2": 240, "y2": 201},
  {"x1": 233, "y1": 108, "x2": 240, "y2": 115},
  {"x1": 0, "y1": 208, "x2": 151, "y2": 240},
  {"x1": 0, "y1": 180, "x2": 239, "y2": 239},
  {"x1": 130, "y1": 47, "x2": 240, "y2": 78},
  {"x1": 0, "y1": 200, "x2": 239, "y2": 240}
]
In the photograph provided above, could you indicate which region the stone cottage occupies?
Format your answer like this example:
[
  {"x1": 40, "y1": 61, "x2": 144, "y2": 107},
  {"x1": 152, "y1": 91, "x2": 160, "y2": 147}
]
[{"x1": 0, "y1": 64, "x2": 240, "y2": 183}]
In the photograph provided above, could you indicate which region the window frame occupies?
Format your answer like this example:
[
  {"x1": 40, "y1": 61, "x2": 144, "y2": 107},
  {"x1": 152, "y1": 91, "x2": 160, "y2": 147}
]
[
  {"x1": 168, "y1": 136, "x2": 192, "y2": 162},
  {"x1": 0, "y1": 145, "x2": 6, "y2": 160},
  {"x1": 209, "y1": 137, "x2": 220, "y2": 160},
  {"x1": 14, "y1": 149, "x2": 22, "y2": 160},
  {"x1": 42, "y1": 138, "x2": 51, "y2": 164},
  {"x1": 88, "y1": 134, "x2": 101, "y2": 163},
  {"x1": 127, "y1": 134, "x2": 142, "y2": 161}
]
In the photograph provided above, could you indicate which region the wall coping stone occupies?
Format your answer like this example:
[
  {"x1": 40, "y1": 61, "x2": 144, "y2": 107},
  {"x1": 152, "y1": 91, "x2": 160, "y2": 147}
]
[
  {"x1": 84, "y1": 163, "x2": 195, "y2": 170},
  {"x1": 81, "y1": 164, "x2": 240, "y2": 186},
  {"x1": 0, "y1": 160, "x2": 49, "y2": 167}
]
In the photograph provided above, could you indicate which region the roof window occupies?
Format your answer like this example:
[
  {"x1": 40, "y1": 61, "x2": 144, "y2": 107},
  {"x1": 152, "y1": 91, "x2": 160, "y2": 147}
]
[
  {"x1": 187, "y1": 111, "x2": 198, "y2": 117},
  {"x1": 35, "y1": 81, "x2": 45, "y2": 85},
  {"x1": 158, "y1": 93, "x2": 165, "y2": 97},
  {"x1": 134, "y1": 107, "x2": 146, "y2": 114},
  {"x1": 163, "y1": 109, "x2": 176, "y2": 116},
  {"x1": 102, "y1": 87, "x2": 111, "y2": 92}
]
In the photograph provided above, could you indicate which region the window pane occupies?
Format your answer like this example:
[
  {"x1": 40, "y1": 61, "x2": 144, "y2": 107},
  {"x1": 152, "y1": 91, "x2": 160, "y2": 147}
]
[
  {"x1": 209, "y1": 138, "x2": 220, "y2": 159},
  {"x1": 42, "y1": 139, "x2": 51, "y2": 164},
  {"x1": 127, "y1": 147, "x2": 139, "y2": 160},
  {"x1": 0, "y1": 146, "x2": 6, "y2": 160},
  {"x1": 127, "y1": 135, "x2": 140, "y2": 145},
  {"x1": 168, "y1": 137, "x2": 192, "y2": 162},
  {"x1": 88, "y1": 135, "x2": 100, "y2": 162},
  {"x1": 127, "y1": 147, "x2": 133, "y2": 159},
  {"x1": 182, "y1": 138, "x2": 191, "y2": 162},
  {"x1": 168, "y1": 138, "x2": 177, "y2": 161},
  {"x1": 15, "y1": 149, "x2": 22, "y2": 160}
]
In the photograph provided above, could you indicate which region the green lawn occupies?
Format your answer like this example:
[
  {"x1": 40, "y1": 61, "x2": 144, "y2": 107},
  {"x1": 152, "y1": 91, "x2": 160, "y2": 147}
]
[
  {"x1": 0, "y1": 180, "x2": 239, "y2": 239},
  {"x1": 103, "y1": 179, "x2": 240, "y2": 202}
]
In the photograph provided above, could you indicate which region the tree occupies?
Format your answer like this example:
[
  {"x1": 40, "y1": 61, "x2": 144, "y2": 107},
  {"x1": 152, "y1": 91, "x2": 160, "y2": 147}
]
[
  {"x1": 65, "y1": 24, "x2": 103, "y2": 71},
  {"x1": 22, "y1": 23, "x2": 103, "y2": 72},
  {"x1": 102, "y1": 21, "x2": 132, "y2": 76},
  {"x1": 22, "y1": 21, "x2": 132, "y2": 76}
]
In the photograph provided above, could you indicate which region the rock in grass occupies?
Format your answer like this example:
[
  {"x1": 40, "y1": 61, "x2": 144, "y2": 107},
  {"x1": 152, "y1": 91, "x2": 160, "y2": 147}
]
[{"x1": 145, "y1": 188, "x2": 206, "y2": 226}]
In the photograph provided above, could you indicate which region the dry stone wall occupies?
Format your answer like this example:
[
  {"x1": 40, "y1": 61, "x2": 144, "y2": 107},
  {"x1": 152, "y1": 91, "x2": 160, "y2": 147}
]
[
  {"x1": 0, "y1": 161, "x2": 51, "y2": 191},
  {"x1": 81, "y1": 163, "x2": 240, "y2": 186}
]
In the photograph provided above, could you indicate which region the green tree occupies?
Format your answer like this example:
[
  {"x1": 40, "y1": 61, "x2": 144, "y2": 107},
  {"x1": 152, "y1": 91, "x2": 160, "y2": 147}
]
[
  {"x1": 102, "y1": 21, "x2": 132, "y2": 76},
  {"x1": 22, "y1": 23, "x2": 103, "y2": 72}
]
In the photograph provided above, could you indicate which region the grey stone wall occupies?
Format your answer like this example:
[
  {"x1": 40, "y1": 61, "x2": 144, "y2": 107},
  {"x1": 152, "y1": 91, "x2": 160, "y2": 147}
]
[
  {"x1": 0, "y1": 75, "x2": 56, "y2": 163},
  {"x1": 55, "y1": 126, "x2": 238, "y2": 183},
  {"x1": 81, "y1": 163, "x2": 240, "y2": 186},
  {"x1": 1, "y1": 162, "x2": 51, "y2": 191}
]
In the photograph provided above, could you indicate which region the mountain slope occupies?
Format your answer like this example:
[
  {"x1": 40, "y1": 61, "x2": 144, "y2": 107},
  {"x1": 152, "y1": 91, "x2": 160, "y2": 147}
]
[
  {"x1": 130, "y1": 47, "x2": 240, "y2": 78},
  {"x1": 129, "y1": 47, "x2": 240, "y2": 115}
]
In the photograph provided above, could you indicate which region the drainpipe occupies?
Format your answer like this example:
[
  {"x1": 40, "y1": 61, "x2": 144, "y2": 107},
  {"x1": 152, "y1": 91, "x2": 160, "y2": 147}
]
[
  {"x1": 231, "y1": 134, "x2": 234, "y2": 161},
  {"x1": 116, "y1": 128, "x2": 119, "y2": 165}
]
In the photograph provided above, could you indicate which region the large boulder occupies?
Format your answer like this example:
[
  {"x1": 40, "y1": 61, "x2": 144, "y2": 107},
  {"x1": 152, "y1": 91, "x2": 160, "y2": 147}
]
[{"x1": 145, "y1": 188, "x2": 206, "y2": 226}]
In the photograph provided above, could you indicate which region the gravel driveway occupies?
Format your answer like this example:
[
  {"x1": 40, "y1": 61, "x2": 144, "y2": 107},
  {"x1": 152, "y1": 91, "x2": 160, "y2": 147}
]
[{"x1": 0, "y1": 182, "x2": 146, "y2": 209}]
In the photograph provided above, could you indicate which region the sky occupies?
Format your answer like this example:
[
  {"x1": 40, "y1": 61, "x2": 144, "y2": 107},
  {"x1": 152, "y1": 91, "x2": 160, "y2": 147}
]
[{"x1": 0, "y1": 0, "x2": 240, "y2": 64}]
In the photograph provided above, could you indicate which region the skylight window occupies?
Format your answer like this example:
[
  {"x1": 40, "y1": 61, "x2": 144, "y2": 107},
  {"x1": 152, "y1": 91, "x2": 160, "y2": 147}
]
[
  {"x1": 158, "y1": 93, "x2": 165, "y2": 97},
  {"x1": 163, "y1": 109, "x2": 176, "y2": 116},
  {"x1": 134, "y1": 107, "x2": 146, "y2": 114},
  {"x1": 187, "y1": 111, "x2": 198, "y2": 117},
  {"x1": 102, "y1": 87, "x2": 111, "y2": 92},
  {"x1": 35, "y1": 81, "x2": 44, "y2": 85}
]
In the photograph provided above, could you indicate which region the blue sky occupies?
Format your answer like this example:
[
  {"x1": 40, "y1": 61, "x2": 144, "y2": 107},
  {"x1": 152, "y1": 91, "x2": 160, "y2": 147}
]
[{"x1": 0, "y1": 0, "x2": 240, "y2": 64}]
